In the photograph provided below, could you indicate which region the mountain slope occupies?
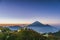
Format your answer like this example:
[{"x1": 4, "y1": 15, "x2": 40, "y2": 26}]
[
  {"x1": 27, "y1": 21, "x2": 58, "y2": 33},
  {"x1": 28, "y1": 21, "x2": 51, "y2": 27},
  {"x1": 28, "y1": 21, "x2": 44, "y2": 26}
]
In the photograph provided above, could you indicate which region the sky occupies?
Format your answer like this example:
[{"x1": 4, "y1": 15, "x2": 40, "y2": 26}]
[{"x1": 0, "y1": 0, "x2": 60, "y2": 25}]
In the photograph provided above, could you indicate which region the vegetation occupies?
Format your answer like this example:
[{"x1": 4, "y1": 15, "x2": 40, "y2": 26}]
[
  {"x1": 0, "y1": 27, "x2": 60, "y2": 40},
  {"x1": 48, "y1": 31, "x2": 60, "y2": 40}
]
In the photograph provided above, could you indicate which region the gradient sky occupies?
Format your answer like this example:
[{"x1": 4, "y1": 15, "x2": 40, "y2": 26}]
[{"x1": 0, "y1": 0, "x2": 60, "y2": 25}]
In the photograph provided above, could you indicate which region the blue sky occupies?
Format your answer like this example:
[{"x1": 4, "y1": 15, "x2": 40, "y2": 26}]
[{"x1": 0, "y1": 0, "x2": 60, "y2": 25}]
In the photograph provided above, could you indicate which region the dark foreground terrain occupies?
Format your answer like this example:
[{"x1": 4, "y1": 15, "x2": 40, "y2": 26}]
[{"x1": 0, "y1": 27, "x2": 60, "y2": 40}]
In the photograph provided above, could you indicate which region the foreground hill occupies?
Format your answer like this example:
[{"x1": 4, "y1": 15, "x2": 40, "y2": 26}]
[
  {"x1": 48, "y1": 31, "x2": 60, "y2": 40},
  {"x1": 7, "y1": 28, "x2": 48, "y2": 40},
  {"x1": 27, "y1": 21, "x2": 58, "y2": 33},
  {"x1": 50, "y1": 31, "x2": 60, "y2": 38},
  {"x1": 0, "y1": 27, "x2": 59, "y2": 40}
]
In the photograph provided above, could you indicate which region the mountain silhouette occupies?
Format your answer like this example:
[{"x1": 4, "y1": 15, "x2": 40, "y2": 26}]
[
  {"x1": 27, "y1": 21, "x2": 58, "y2": 33},
  {"x1": 28, "y1": 21, "x2": 50, "y2": 27}
]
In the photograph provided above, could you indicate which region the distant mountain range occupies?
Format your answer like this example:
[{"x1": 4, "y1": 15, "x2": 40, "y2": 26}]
[
  {"x1": 7, "y1": 21, "x2": 59, "y2": 33},
  {"x1": 27, "y1": 21, "x2": 59, "y2": 33},
  {"x1": 8, "y1": 26, "x2": 22, "y2": 30},
  {"x1": 28, "y1": 21, "x2": 51, "y2": 27}
]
